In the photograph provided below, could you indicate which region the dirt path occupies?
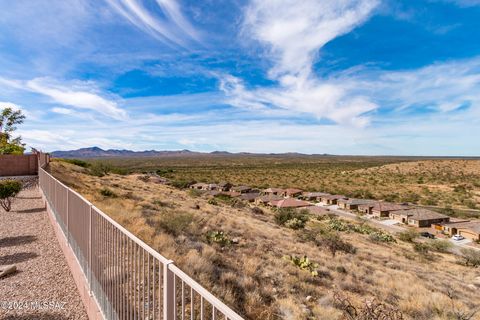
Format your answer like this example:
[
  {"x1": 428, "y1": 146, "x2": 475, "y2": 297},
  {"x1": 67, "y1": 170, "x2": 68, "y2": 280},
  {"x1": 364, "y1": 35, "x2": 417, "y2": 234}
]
[{"x1": 0, "y1": 186, "x2": 88, "y2": 320}]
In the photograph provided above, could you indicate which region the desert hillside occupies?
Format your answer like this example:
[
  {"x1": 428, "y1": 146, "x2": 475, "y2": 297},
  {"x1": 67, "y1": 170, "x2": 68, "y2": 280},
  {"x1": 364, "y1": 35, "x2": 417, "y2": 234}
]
[{"x1": 48, "y1": 160, "x2": 480, "y2": 320}]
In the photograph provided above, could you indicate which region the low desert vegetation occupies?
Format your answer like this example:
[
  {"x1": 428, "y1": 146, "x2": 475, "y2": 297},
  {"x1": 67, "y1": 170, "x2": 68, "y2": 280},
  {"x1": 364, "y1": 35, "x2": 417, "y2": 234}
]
[
  {"x1": 47, "y1": 159, "x2": 480, "y2": 319},
  {"x1": 82, "y1": 156, "x2": 480, "y2": 215}
]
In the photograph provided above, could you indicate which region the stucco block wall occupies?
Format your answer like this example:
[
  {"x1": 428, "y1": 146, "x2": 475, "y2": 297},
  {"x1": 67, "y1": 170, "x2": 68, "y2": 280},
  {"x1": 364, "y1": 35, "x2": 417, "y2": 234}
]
[{"x1": 0, "y1": 154, "x2": 38, "y2": 176}]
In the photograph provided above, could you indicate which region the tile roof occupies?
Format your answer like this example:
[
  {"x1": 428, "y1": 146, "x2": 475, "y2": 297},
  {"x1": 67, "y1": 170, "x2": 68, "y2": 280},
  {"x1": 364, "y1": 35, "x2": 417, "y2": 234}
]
[
  {"x1": 264, "y1": 188, "x2": 285, "y2": 193},
  {"x1": 321, "y1": 194, "x2": 346, "y2": 200},
  {"x1": 337, "y1": 198, "x2": 377, "y2": 205},
  {"x1": 393, "y1": 208, "x2": 449, "y2": 220},
  {"x1": 372, "y1": 202, "x2": 410, "y2": 212},
  {"x1": 239, "y1": 192, "x2": 261, "y2": 201},
  {"x1": 303, "y1": 192, "x2": 329, "y2": 197},
  {"x1": 256, "y1": 194, "x2": 284, "y2": 202},
  {"x1": 275, "y1": 198, "x2": 311, "y2": 208},
  {"x1": 284, "y1": 188, "x2": 303, "y2": 194}
]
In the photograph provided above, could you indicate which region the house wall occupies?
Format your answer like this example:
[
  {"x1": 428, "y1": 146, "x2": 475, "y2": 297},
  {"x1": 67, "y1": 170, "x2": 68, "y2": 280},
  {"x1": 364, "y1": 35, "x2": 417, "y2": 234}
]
[
  {"x1": 374, "y1": 210, "x2": 390, "y2": 218},
  {"x1": 458, "y1": 229, "x2": 480, "y2": 241},
  {"x1": 0, "y1": 154, "x2": 38, "y2": 176},
  {"x1": 409, "y1": 218, "x2": 450, "y2": 228}
]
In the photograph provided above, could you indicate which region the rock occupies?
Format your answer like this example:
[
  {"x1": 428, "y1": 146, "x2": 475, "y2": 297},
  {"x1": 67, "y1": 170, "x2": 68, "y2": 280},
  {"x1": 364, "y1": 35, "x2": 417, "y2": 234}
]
[
  {"x1": 467, "y1": 284, "x2": 477, "y2": 290},
  {"x1": 0, "y1": 264, "x2": 17, "y2": 278},
  {"x1": 232, "y1": 238, "x2": 240, "y2": 244},
  {"x1": 473, "y1": 276, "x2": 480, "y2": 287},
  {"x1": 305, "y1": 296, "x2": 313, "y2": 302}
]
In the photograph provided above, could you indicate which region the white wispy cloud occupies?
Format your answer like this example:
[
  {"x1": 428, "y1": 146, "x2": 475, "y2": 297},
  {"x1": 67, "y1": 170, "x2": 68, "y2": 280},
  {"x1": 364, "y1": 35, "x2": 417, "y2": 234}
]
[
  {"x1": 106, "y1": 0, "x2": 200, "y2": 47},
  {"x1": 243, "y1": 0, "x2": 379, "y2": 78},
  {"x1": 222, "y1": 0, "x2": 380, "y2": 126},
  {"x1": 0, "y1": 77, "x2": 127, "y2": 120}
]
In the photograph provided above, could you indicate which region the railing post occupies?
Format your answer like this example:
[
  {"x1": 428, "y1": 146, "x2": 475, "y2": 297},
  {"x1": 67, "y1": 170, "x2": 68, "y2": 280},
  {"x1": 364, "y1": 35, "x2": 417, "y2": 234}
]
[
  {"x1": 163, "y1": 260, "x2": 175, "y2": 320},
  {"x1": 89, "y1": 205, "x2": 93, "y2": 293},
  {"x1": 66, "y1": 188, "x2": 70, "y2": 246}
]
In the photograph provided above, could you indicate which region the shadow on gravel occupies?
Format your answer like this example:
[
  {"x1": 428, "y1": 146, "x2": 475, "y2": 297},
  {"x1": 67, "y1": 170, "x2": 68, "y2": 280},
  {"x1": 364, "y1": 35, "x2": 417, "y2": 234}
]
[
  {"x1": 2, "y1": 313, "x2": 70, "y2": 320},
  {"x1": 16, "y1": 196, "x2": 42, "y2": 200},
  {"x1": 0, "y1": 252, "x2": 39, "y2": 264},
  {"x1": 16, "y1": 207, "x2": 45, "y2": 214},
  {"x1": 0, "y1": 235, "x2": 38, "y2": 248}
]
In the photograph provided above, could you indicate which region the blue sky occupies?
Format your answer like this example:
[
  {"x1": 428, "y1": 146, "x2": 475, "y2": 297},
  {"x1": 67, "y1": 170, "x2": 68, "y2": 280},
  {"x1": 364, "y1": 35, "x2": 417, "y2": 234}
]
[{"x1": 0, "y1": 0, "x2": 479, "y2": 155}]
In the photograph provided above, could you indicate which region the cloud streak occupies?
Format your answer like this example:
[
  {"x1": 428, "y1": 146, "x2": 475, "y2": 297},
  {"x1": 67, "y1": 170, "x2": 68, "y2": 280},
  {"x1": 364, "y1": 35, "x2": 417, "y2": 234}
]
[
  {"x1": 106, "y1": 0, "x2": 200, "y2": 47},
  {"x1": 0, "y1": 77, "x2": 127, "y2": 120}
]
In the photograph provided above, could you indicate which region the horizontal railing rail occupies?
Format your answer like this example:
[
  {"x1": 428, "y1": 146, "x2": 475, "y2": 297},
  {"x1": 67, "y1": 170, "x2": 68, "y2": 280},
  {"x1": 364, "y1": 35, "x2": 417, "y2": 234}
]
[{"x1": 39, "y1": 167, "x2": 243, "y2": 320}]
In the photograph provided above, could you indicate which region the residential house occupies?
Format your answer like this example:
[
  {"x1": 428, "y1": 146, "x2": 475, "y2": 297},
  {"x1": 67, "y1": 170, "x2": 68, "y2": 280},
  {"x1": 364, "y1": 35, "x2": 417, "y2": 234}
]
[
  {"x1": 189, "y1": 183, "x2": 209, "y2": 190},
  {"x1": 231, "y1": 186, "x2": 252, "y2": 194},
  {"x1": 435, "y1": 220, "x2": 480, "y2": 241},
  {"x1": 255, "y1": 194, "x2": 284, "y2": 206},
  {"x1": 283, "y1": 188, "x2": 303, "y2": 198},
  {"x1": 218, "y1": 182, "x2": 232, "y2": 191},
  {"x1": 390, "y1": 208, "x2": 450, "y2": 227},
  {"x1": 369, "y1": 202, "x2": 410, "y2": 217},
  {"x1": 207, "y1": 183, "x2": 220, "y2": 191},
  {"x1": 337, "y1": 198, "x2": 377, "y2": 210},
  {"x1": 320, "y1": 194, "x2": 347, "y2": 205},
  {"x1": 239, "y1": 192, "x2": 261, "y2": 202},
  {"x1": 263, "y1": 188, "x2": 285, "y2": 196},
  {"x1": 223, "y1": 191, "x2": 241, "y2": 198},
  {"x1": 302, "y1": 192, "x2": 329, "y2": 201},
  {"x1": 273, "y1": 198, "x2": 311, "y2": 208}
]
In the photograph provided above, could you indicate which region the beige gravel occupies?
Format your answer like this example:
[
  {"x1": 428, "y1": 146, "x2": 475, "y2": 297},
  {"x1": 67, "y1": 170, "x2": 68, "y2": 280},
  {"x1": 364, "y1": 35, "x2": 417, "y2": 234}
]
[{"x1": 0, "y1": 184, "x2": 88, "y2": 320}]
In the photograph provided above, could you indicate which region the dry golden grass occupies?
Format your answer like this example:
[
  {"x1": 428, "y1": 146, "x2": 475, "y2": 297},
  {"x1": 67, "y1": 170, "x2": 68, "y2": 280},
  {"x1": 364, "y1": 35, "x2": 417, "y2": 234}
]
[{"x1": 49, "y1": 160, "x2": 480, "y2": 320}]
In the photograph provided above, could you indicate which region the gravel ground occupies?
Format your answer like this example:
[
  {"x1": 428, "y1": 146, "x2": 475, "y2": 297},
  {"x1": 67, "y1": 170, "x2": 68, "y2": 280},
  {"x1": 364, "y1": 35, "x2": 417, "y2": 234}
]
[{"x1": 0, "y1": 185, "x2": 88, "y2": 320}]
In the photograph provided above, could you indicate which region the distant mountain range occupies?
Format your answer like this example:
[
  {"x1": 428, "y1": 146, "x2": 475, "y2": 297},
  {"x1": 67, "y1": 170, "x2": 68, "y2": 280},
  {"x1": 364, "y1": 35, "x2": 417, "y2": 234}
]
[{"x1": 50, "y1": 146, "x2": 320, "y2": 158}]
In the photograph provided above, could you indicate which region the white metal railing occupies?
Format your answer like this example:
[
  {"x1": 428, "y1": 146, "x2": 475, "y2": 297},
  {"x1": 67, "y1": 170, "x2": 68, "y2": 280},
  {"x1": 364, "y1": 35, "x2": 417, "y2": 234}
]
[{"x1": 38, "y1": 167, "x2": 244, "y2": 320}]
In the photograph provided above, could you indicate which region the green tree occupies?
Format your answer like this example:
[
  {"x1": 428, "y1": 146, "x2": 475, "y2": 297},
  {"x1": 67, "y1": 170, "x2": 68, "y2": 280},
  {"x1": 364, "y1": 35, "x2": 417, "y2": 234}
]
[
  {"x1": 0, "y1": 180, "x2": 22, "y2": 211},
  {"x1": 0, "y1": 107, "x2": 26, "y2": 154}
]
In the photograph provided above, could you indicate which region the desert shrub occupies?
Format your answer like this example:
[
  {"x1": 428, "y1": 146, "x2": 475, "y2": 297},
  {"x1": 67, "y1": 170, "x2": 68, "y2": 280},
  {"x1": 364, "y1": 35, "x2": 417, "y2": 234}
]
[
  {"x1": 369, "y1": 232, "x2": 396, "y2": 243},
  {"x1": 170, "y1": 180, "x2": 194, "y2": 189},
  {"x1": 285, "y1": 218, "x2": 307, "y2": 230},
  {"x1": 137, "y1": 175, "x2": 150, "y2": 182},
  {"x1": 0, "y1": 180, "x2": 22, "y2": 211},
  {"x1": 251, "y1": 207, "x2": 263, "y2": 215},
  {"x1": 208, "y1": 198, "x2": 218, "y2": 205},
  {"x1": 327, "y1": 218, "x2": 396, "y2": 243},
  {"x1": 152, "y1": 199, "x2": 172, "y2": 208},
  {"x1": 320, "y1": 232, "x2": 357, "y2": 257},
  {"x1": 156, "y1": 168, "x2": 174, "y2": 176},
  {"x1": 427, "y1": 240, "x2": 452, "y2": 253},
  {"x1": 413, "y1": 242, "x2": 430, "y2": 254},
  {"x1": 283, "y1": 255, "x2": 319, "y2": 276},
  {"x1": 459, "y1": 248, "x2": 480, "y2": 267},
  {"x1": 333, "y1": 291, "x2": 403, "y2": 320},
  {"x1": 188, "y1": 189, "x2": 203, "y2": 197},
  {"x1": 463, "y1": 200, "x2": 477, "y2": 209},
  {"x1": 397, "y1": 229, "x2": 419, "y2": 242},
  {"x1": 327, "y1": 218, "x2": 351, "y2": 232},
  {"x1": 89, "y1": 162, "x2": 112, "y2": 177},
  {"x1": 157, "y1": 212, "x2": 194, "y2": 236},
  {"x1": 274, "y1": 208, "x2": 309, "y2": 229},
  {"x1": 205, "y1": 231, "x2": 232, "y2": 247},
  {"x1": 100, "y1": 188, "x2": 117, "y2": 198},
  {"x1": 57, "y1": 158, "x2": 89, "y2": 167},
  {"x1": 336, "y1": 266, "x2": 348, "y2": 274}
]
